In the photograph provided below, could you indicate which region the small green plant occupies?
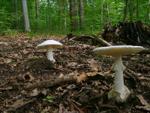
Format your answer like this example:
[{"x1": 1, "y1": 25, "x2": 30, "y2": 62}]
[
  {"x1": 2, "y1": 29, "x2": 18, "y2": 36},
  {"x1": 43, "y1": 95, "x2": 55, "y2": 103}
]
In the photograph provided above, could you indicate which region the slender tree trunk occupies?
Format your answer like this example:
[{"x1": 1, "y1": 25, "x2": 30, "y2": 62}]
[
  {"x1": 148, "y1": 0, "x2": 150, "y2": 21},
  {"x1": 69, "y1": 0, "x2": 78, "y2": 32},
  {"x1": 35, "y1": 0, "x2": 39, "y2": 31},
  {"x1": 136, "y1": 0, "x2": 139, "y2": 19},
  {"x1": 63, "y1": 0, "x2": 68, "y2": 32},
  {"x1": 123, "y1": 0, "x2": 128, "y2": 21},
  {"x1": 69, "y1": 0, "x2": 73, "y2": 32},
  {"x1": 13, "y1": 0, "x2": 18, "y2": 29},
  {"x1": 22, "y1": 0, "x2": 31, "y2": 32},
  {"x1": 35, "y1": 0, "x2": 39, "y2": 19},
  {"x1": 58, "y1": 0, "x2": 66, "y2": 31},
  {"x1": 105, "y1": 0, "x2": 110, "y2": 23},
  {"x1": 46, "y1": 0, "x2": 51, "y2": 31},
  {"x1": 129, "y1": 0, "x2": 133, "y2": 21},
  {"x1": 101, "y1": 0, "x2": 104, "y2": 26},
  {"x1": 78, "y1": 0, "x2": 84, "y2": 30},
  {"x1": 102, "y1": 0, "x2": 109, "y2": 25}
]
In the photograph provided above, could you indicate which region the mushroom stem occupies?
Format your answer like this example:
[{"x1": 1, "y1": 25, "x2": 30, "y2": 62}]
[
  {"x1": 113, "y1": 56, "x2": 125, "y2": 94},
  {"x1": 47, "y1": 49, "x2": 55, "y2": 63},
  {"x1": 108, "y1": 56, "x2": 130, "y2": 102}
]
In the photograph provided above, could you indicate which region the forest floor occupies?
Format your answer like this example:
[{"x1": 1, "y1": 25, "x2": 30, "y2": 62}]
[{"x1": 0, "y1": 35, "x2": 150, "y2": 113}]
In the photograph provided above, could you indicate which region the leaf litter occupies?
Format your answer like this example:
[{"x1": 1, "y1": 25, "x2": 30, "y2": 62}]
[{"x1": 0, "y1": 35, "x2": 150, "y2": 113}]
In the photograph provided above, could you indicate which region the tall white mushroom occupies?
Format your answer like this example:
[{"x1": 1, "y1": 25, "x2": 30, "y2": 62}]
[
  {"x1": 37, "y1": 40, "x2": 63, "y2": 63},
  {"x1": 93, "y1": 45, "x2": 145, "y2": 102}
]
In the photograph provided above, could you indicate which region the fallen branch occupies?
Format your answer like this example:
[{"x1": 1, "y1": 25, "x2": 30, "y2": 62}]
[
  {"x1": 66, "y1": 34, "x2": 112, "y2": 46},
  {"x1": 136, "y1": 105, "x2": 150, "y2": 112},
  {"x1": 96, "y1": 35, "x2": 112, "y2": 46},
  {"x1": 0, "y1": 86, "x2": 13, "y2": 91},
  {"x1": 25, "y1": 75, "x2": 76, "y2": 90},
  {"x1": 5, "y1": 98, "x2": 36, "y2": 112},
  {"x1": 25, "y1": 72, "x2": 107, "y2": 91}
]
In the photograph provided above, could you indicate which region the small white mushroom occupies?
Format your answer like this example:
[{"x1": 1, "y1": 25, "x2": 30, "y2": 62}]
[
  {"x1": 93, "y1": 45, "x2": 145, "y2": 102},
  {"x1": 37, "y1": 40, "x2": 63, "y2": 63}
]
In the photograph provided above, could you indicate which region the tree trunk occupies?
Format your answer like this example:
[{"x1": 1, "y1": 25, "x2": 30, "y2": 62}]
[
  {"x1": 136, "y1": 0, "x2": 139, "y2": 19},
  {"x1": 101, "y1": 0, "x2": 104, "y2": 26},
  {"x1": 13, "y1": 0, "x2": 18, "y2": 29},
  {"x1": 129, "y1": 0, "x2": 133, "y2": 21},
  {"x1": 35, "y1": 0, "x2": 39, "y2": 19},
  {"x1": 78, "y1": 0, "x2": 84, "y2": 30},
  {"x1": 35, "y1": 0, "x2": 39, "y2": 31},
  {"x1": 69, "y1": 0, "x2": 78, "y2": 32},
  {"x1": 58, "y1": 0, "x2": 67, "y2": 32},
  {"x1": 123, "y1": 0, "x2": 128, "y2": 21},
  {"x1": 148, "y1": 0, "x2": 150, "y2": 21},
  {"x1": 22, "y1": 0, "x2": 31, "y2": 32},
  {"x1": 46, "y1": 0, "x2": 51, "y2": 31},
  {"x1": 102, "y1": 0, "x2": 109, "y2": 25}
]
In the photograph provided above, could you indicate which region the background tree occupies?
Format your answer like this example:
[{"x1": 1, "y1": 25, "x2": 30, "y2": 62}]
[
  {"x1": 78, "y1": 0, "x2": 84, "y2": 30},
  {"x1": 22, "y1": 0, "x2": 31, "y2": 32},
  {"x1": 69, "y1": 0, "x2": 79, "y2": 32},
  {"x1": 35, "y1": 0, "x2": 39, "y2": 30},
  {"x1": 0, "y1": 0, "x2": 149, "y2": 34}
]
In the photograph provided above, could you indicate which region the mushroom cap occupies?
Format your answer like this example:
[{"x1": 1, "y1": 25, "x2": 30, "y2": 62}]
[
  {"x1": 93, "y1": 45, "x2": 145, "y2": 56},
  {"x1": 37, "y1": 40, "x2": 63, "y2": 49}
]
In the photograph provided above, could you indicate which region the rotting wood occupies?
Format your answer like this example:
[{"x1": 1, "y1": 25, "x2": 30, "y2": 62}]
[{"x1": 102, "y1": 21, "x2": 150, "y2": 45}]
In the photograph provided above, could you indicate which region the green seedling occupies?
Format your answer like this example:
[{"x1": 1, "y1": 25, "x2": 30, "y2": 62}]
[{"x1": 43, "y1": 95, "x2": 55, "y2": 103}]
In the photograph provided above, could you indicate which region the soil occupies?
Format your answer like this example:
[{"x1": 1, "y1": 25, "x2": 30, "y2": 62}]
[{"x1": 0, "y1": 36, "x2": 150, "y2": 113}]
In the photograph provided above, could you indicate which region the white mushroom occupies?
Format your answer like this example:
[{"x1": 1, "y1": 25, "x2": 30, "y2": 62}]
[
  {"x1": 93, "y1": 45, "x2": 145, "y2": 102},
  {"x1": 37, "y1": 40, "x2": 63, "y2": 63}
]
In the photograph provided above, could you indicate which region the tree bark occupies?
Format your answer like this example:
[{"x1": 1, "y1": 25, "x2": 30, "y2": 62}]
[
  {"x1": 136, "y1": 0, "x2": 139, "y2": 19},
  {"x1": 13, "y1": 0, "x2": 18, "y2": 29},
  {"x1": 35, "y1": 0, "x2": 39, "y2": 19},
  {"x1": 148, "y1": 0, "x2": 150, "y2": 21},
  {"x1": 78, "y1": 0, "x2": 84, "y2": 30},
  {"x1": 123, "y1": 0, "x2": 128, "y2": 21},
  {"x1": 35, "y1": 0, "x2": 39, "y2": 31},
  {"x1": 46, "y1": 0, "x2": 51, "y2": 31},
  {"x1": 101, "y1": 0, "x2": 104, "y2": 26},
  {"x1": 129, "y1": 0, "x2": 133, "y2": 21},
  {"x1": 22, "y1": 0, "x2": 31, "y2": 32},
  {"x1": 58, "y1": 0, "x2": 67, "y2": 31},
  {"x1": 103, "y1": 0, "x2": 109, "y2": 25},
  {"x1": 69, "y1": 0, "x2": 78, "y2": 32}
]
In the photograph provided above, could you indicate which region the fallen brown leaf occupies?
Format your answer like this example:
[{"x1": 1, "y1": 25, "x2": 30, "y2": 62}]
[{"x1": 76, "y1": 72, "x2": 87, "y2": 83}]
